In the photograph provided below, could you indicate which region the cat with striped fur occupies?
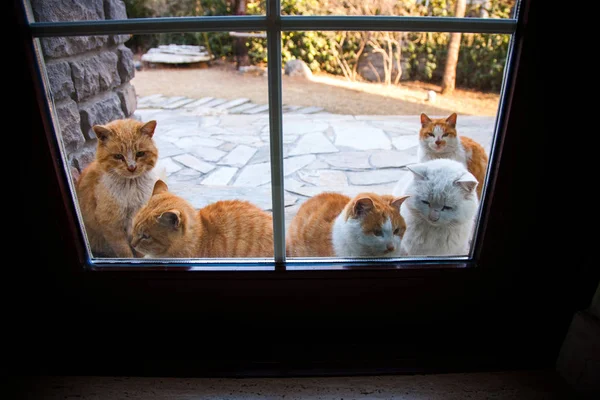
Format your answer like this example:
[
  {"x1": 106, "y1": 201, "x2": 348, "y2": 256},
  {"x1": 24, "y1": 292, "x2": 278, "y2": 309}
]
[
  {"x1": 131, "y1": 180, "x2": 274, "y2": 258},
  {"x1": 76, "y1": 118, "x2": 160, "y2": 258}
]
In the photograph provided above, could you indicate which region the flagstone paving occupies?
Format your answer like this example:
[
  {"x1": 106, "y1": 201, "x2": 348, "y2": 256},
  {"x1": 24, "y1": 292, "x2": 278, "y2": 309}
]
[{"x1": 135, "y1": 95, "x2": 496, "y2": 226}]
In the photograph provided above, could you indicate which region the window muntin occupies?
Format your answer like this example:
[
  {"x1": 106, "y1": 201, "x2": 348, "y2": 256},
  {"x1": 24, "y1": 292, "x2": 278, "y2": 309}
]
[{"x1": 25, "y1": 0, "x2": 519, "y2": 267}]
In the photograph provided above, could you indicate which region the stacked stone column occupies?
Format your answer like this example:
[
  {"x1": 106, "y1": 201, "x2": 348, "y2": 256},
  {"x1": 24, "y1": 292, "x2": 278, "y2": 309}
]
[{"x1": 31, "y1": 0, "x2": 137, "y2": 181}]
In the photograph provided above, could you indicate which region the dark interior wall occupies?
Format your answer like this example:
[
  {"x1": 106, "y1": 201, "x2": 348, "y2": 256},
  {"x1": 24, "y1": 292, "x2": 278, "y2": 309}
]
[{"x1": 591, "y1": 283, "x2": 600, "y2": 319}]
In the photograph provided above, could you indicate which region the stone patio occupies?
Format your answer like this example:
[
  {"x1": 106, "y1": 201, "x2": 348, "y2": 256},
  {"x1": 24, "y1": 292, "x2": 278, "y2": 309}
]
[{"x1": 134, "y1": 95, "x2": 496, "y2": 227}]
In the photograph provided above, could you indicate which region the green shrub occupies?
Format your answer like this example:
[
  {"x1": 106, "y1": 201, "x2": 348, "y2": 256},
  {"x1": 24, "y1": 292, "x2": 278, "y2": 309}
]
[{"x1": 124, "y1": 0, "x2": 513, "y2": 92}]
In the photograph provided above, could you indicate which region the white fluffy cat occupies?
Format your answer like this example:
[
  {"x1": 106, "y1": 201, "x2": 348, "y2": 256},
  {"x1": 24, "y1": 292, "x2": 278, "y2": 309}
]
[{"x1": 395, "y1": 159, "x2": 480, "y2": 257}]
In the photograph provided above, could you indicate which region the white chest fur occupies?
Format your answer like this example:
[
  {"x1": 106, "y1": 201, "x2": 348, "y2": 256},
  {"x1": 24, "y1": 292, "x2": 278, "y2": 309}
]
[
  {"x1": 332, "y1": 214, "x2": 360, "y2": 257},
  {"x1": 99, "y1": 171, "x2": 157, "y2": 229},
  {"x1": 418, "y1": 138, "x2": 469, "y2": 167},
  {"x1": 400, "y1": 208, "x2": 473, "y2": 256}
]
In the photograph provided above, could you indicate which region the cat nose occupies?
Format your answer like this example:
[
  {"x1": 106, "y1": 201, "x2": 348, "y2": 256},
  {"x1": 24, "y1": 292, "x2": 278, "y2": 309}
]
[
  {"x1": 429, "y1": 210, "x2": 441, "y2": 221},
  {"x1": 386, "y1": 243, "x2": 395, "y2": 252},
  {"x1": 127, "y1": 165, "x2": 137, "y2": 172},
  {"x1": 435, "y1": 140, "x2": 442, "y2": 145}
]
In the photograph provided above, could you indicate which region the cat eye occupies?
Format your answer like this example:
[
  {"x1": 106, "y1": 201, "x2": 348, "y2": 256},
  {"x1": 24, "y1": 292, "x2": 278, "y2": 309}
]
[
  {"x1": 421, "y1": 200, "x2": 430, "y2": 205},
  {"x1": 113, "y1": 154, "x2": 124, "y2": 160},
  {"x1": 442, "y1": 133, "x2": 449, "y2": 137},
  {"x1": 427, "y1": 133, "x2": 435, "y2": 137},
  {"x1": 141, "y1": 233, "x2": 150, "y2": 240},
  {"x1": 442, "y1": 206, "x2": 453, "y2": 211},
  {"x1": 136, "y1": 151, "x2": 146, "y2": 157},
  {"x1": 373, "y1": 229, "x2": 383, "y2": 237},
  {"x1": 393, "y1": 228, "x2": 400, "y2": 235}
]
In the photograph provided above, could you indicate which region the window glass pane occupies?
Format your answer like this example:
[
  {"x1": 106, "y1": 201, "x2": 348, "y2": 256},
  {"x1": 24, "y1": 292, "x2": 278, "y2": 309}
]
[
  {"x1": 282, "y1": 0, "x2": 518, "y2": 18},
  {"x1": 30, "y1": 0, "x2": 266, "y2": 22},
  {"x1": 282, "y1": 30, "x2": 509, "y2": 259},
  {"x1": 40, "y1": 32, "x2": 273, "y2": 260}
]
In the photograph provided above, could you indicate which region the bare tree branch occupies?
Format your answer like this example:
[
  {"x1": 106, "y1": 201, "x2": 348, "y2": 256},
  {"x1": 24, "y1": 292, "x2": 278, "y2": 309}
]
[{"x1": 367, "y1": 61, "x2": 381, "y2": 84}]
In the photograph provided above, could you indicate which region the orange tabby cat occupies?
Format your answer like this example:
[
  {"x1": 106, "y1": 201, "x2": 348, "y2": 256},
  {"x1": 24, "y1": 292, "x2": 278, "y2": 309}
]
[
  {"x1": 418, "y1": 113, "x2": 488, "y2": 199},
  {"x1": 131, "y1": 180, "x2": 274, "y2": 258},
  {"x1": 286, "y1": 192, "x2": 409, "y2": 258},
  {"x1": 76, "y1": 118, "x2": 159, "y2": 258}
]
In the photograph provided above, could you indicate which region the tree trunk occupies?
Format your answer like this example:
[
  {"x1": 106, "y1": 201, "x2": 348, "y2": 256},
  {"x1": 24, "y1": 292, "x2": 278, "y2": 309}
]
[
  {"x1": 441, "y1": 0, "x2": 467, "y2": 95},
  {"x1": 394, "y1": 34, "x2": 403, "y2": 85},
  {"x1": 233, "y1": 0, "x2": 250, "y2": 69}
]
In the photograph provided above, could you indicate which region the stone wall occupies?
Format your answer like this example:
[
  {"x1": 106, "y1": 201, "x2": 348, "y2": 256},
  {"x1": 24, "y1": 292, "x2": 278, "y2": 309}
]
[{"x1": 31, "y1": 0, "x2": 136, "y2": 181}]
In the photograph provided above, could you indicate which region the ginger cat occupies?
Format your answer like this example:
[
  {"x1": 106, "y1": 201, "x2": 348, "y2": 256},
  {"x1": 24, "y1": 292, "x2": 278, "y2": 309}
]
[
  {"x1": 76, "y1": 118, "x2": 159, "y2": 258},
  {"x1": 131, "y1": 180, "x2": 274, "y2": 258},
  {"x1": 418, "y1": 113, "x2": 488, "y2": 199},
  {"x1": 286, "y1": 192, "x2": 410, "y2": 258}
]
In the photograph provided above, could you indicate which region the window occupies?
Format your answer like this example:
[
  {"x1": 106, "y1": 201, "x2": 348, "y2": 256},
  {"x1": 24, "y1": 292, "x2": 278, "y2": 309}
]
[
  {"x1": 23, "y1": 0, "x2": 523, "y2": 269},
  {"x1": 18, "y1": 0, "x2": 559, "y2": 376}
]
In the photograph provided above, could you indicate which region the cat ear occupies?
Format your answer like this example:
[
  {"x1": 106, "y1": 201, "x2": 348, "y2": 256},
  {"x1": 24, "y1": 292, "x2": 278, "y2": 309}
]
[
  {"x1": 420, "y1": 113, "x2": 432, "y2": 127},
  {"x1": 152, "y1": 179, "x2": 168, "y2": 196},
  {"x1": 157, "y1": 210, "x2": 181, "y2": 229},
  {"x1": 390, "y1": 195, "x2": 410, "y2": 211},
  {"x1": 446, "y1": 113, "x2": 457, "y2": 127},
  {"x1": 406, "y1": 164, "x2": 427, "y2": 180},
  {"x1": 92, "y1": 125, "x2": 112, "y2": 141},
  {"x1": 454, "y1": 172, "x2": 478, "y2": 193},
  {"x1": 140, "y1": 120, "x2": 157, "y2": 138},
  {"x1": 353, "y1": 197, "x2": 374, "y2": 217}
]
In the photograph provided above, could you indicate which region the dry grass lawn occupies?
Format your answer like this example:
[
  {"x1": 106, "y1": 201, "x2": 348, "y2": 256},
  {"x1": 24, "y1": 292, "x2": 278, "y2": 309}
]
[{"x1": 131, "y1": 61, "x2": 500, "y2": 116}]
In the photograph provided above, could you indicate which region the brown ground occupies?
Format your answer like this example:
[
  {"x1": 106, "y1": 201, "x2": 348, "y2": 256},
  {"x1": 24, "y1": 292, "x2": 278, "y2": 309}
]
[{"x1": 131, "y1": 61, "x2": 500, "y2": 116}]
